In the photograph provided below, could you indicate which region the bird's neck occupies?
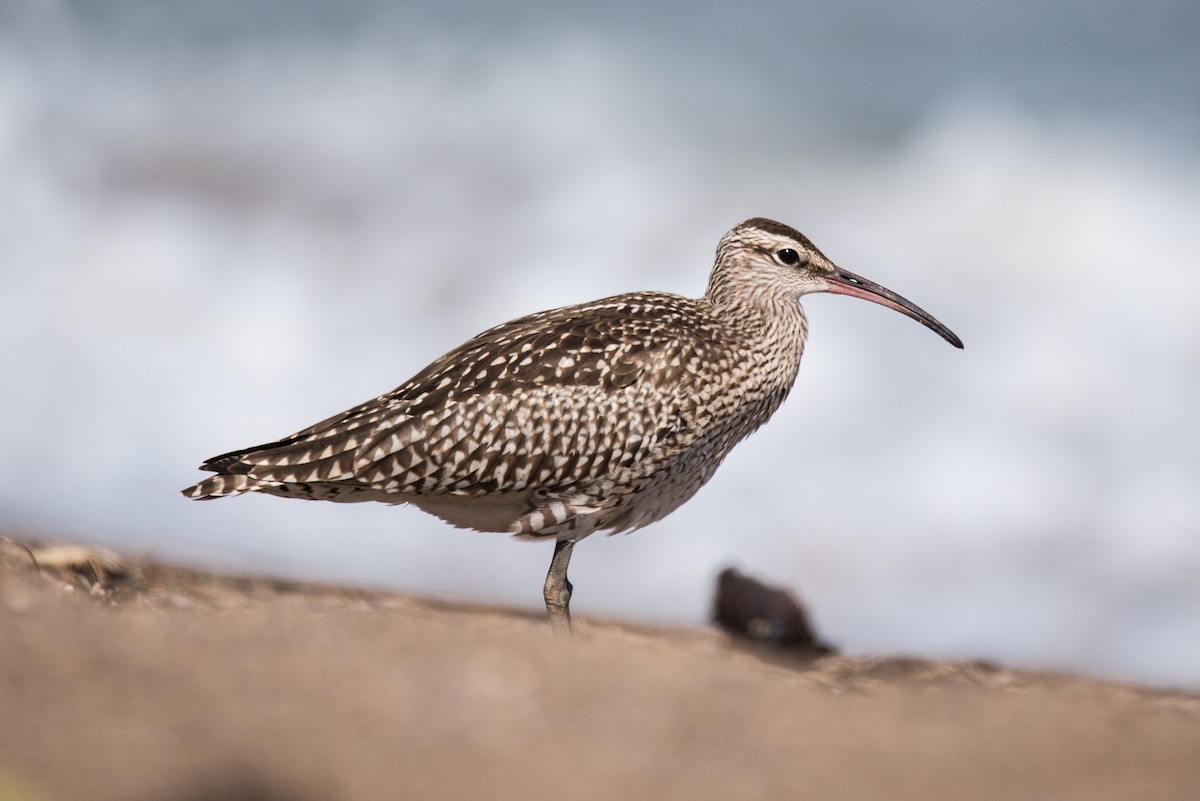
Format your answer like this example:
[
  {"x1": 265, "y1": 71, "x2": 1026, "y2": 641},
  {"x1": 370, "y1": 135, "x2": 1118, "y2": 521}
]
[
  {"x1": 697, "y1": 293, "x2": 809, "y2": 421},
  {"x1": 701, "y1": 258, "x2": 809, "y2": 389},
  {"x1": 691, "y1": 292, "x2": 809, "y2": 442},
  {"x1": 703, "y1": 289, "x2": 808, "y2": 350}
]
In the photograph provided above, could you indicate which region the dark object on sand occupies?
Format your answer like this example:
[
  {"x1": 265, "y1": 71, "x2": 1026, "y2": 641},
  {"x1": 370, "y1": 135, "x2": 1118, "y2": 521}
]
[{"x1": 713, "y1": 567, "x2": 834, "y2": 655}]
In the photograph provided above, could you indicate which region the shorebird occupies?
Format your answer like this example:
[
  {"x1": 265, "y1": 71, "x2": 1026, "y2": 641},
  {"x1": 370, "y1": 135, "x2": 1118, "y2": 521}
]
[{"x1": 182, "y1": 218, "x2": 962, "y2": 632}]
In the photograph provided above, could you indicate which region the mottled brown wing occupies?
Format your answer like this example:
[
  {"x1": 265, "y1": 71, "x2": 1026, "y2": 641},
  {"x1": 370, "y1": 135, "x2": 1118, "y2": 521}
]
[{"x1": 194, "y1": 292, "x2": 718, "y2": 497}]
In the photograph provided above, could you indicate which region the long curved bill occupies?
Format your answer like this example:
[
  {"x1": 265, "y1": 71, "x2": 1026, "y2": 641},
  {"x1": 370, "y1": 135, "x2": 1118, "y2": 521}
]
[{"x1": 826, "y1": 267, "x2": 964, "y2": 349}]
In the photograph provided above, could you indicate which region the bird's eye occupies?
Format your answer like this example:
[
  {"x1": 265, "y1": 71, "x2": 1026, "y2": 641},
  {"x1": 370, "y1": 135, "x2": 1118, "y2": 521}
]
[{"x1": 775, "y1": 249, "x2": 801, "y2": 266}]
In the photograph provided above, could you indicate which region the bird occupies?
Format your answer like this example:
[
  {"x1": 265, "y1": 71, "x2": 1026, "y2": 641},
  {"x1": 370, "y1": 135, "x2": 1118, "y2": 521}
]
[{"x1": 182, "y1": 218, "x2": 962, "y2": 633}]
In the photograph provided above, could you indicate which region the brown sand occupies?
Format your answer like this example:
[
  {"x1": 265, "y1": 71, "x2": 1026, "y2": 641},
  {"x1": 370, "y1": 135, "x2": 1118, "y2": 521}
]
[{"x1": 1, "y1": 540, "x2": 1198, "y2": 801}]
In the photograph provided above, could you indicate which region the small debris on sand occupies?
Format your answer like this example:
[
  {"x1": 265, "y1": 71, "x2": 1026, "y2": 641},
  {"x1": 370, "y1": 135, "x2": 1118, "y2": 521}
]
[{"x1": 712, "y1": 566, "x2": 834, "y2": 656}]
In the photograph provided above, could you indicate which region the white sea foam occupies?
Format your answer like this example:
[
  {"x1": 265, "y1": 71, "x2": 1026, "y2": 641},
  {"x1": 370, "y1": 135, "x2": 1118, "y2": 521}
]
[{"x1": 1, "y1": 26, "x2": 1197, "y2": 688}]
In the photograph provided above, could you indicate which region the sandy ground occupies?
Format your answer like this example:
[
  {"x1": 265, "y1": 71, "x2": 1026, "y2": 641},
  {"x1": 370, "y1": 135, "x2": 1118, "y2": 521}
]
[{"x1": 1, "y1": 538, "x2": 1198, "y2": 801}]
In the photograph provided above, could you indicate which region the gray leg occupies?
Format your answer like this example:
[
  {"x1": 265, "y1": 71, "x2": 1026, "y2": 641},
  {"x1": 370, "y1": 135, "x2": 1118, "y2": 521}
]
[{"x1": 543, "y1": 538, "x2": 575, "y2": 635}]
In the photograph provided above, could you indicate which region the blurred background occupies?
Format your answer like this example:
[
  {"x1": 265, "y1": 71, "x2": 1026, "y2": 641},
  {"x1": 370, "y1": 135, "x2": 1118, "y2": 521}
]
[{"x1": 2, "y1": 0, "x2": 1197, "y2": 688}]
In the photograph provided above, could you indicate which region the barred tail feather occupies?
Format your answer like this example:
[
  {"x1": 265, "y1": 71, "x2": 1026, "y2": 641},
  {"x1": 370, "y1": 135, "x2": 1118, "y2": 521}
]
[{"x1": 180, "y1": 473, "x2": 267, "y2": 500}]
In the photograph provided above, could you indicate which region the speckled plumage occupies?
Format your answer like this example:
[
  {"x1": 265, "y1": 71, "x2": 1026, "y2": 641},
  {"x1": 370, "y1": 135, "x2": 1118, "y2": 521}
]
[{"x1": 183, "y1": 218, "x2": 962, "y2": 628}]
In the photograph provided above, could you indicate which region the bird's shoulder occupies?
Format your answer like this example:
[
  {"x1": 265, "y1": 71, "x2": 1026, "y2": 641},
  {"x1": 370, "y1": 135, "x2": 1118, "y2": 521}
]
[{"x1": 388, "y1": 291, "x2": 723, "y2": 410}]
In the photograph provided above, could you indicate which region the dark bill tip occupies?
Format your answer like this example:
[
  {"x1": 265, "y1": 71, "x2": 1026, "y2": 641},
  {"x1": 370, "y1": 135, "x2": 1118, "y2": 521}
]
[{"x1": 825, "y1": 268, "x2": 963, "y2": 349}]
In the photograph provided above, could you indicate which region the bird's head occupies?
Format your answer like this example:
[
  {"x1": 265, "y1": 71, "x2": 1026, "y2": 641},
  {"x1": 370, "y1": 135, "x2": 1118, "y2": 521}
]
[{"x1": 707, "y1": 217, "x2": 963, "y2": 348}]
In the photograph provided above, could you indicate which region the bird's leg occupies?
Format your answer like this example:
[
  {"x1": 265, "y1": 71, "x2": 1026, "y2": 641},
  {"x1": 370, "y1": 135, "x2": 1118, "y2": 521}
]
[{"x1": 543, "y1": 538, "x2": 575, "y2": 635}]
